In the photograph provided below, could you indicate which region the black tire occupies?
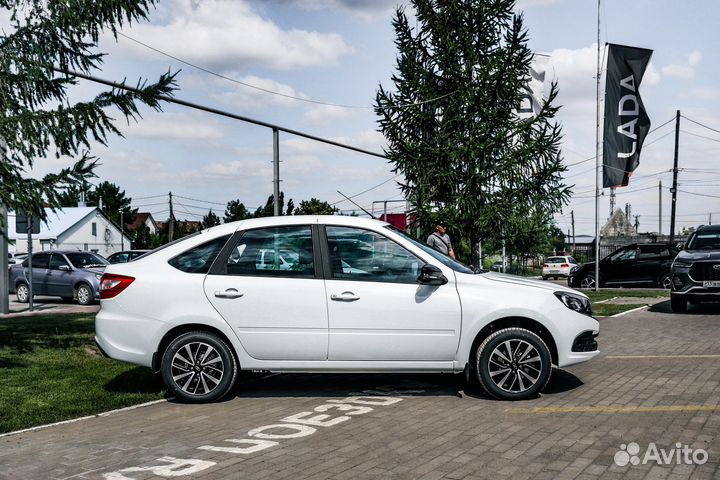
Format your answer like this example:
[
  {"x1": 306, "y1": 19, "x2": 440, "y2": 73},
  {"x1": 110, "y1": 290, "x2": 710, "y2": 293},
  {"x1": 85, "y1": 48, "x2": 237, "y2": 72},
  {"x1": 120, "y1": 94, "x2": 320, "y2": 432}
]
[
  {"x1": 542, "y1": 276, "x2": 548, "y2": 280},
  {"x1": 16, "y1": 282, "x2": 30, "y2": 303},
  {"x1": 61, "y1": 297, "x2": 73, "y2": 303},
  {"x1": 76, "y1": 283, "x2": 94, "y2": 305},
  {"x1": 475, "y1": 327, "x2": 552, "y2": 401},
  {"x1": 659, "y1": 273, "x2": 672, "y2": 289},
  {"x1": 161, "y1": 331, "x2": 238, "y2": 403},
  {"x1": 670, "y1": 295, "x2": 687, "y2": 313}
]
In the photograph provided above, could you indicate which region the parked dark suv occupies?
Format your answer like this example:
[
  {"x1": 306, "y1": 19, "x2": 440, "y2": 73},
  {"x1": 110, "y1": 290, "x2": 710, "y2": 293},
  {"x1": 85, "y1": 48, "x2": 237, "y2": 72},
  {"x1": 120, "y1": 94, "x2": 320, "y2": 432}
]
[
  {"x1": 670, "y1": 225, "x2": 720, "y2": 312},
  {"x1": 568, "y1": 243, "x2": 679, "y2": 289}
]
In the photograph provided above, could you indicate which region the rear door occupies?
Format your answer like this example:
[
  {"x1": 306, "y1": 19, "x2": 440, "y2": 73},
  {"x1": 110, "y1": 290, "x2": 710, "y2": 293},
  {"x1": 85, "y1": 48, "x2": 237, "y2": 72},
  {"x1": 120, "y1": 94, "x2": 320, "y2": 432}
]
[
  {"x1": 25, "y1": 252, "x2": 49, "y2": 294},
  {"x1": 204, "y1": 225, "x2": 329, "y2": 361}
]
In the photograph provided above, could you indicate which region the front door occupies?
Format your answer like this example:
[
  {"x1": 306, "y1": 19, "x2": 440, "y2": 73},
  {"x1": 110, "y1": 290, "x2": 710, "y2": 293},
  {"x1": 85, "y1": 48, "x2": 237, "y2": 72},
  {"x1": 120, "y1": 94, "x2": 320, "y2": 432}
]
[
  {"x1": 47, "y1": 253, "x2": 73, "y2": 297},
  {"x1": 323, "y1": 226, "x2": 462, "y2": 362},
  {"x1": 204, "y1": 225, "x2": 328, "y2": 361},
  {"x1": 603, "y1": 247, "x2": 640, "y2": 285}
]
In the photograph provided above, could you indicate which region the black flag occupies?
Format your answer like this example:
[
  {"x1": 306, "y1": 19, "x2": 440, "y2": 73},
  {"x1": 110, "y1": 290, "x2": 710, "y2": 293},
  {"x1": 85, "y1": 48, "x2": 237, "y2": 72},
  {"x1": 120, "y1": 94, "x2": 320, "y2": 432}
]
[{"x1": 603, "y1": 44, "x2": 653, "y2": 188}]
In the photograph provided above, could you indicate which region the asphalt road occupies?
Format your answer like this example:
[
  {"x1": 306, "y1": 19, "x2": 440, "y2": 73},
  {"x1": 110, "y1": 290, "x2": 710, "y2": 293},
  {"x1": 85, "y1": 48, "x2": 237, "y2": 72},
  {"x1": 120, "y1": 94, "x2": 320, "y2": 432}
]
[{"x1": 1, "y1": 300, "x2": 719, "y2": 479}]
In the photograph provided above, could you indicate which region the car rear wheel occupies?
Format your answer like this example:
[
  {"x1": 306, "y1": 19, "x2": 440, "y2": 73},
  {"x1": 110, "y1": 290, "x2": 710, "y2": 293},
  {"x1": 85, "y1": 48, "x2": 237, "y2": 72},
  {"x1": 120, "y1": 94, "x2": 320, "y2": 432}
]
[
  {"x1": 161, "y1": 331, "x2": 238, "y2": 403},
  {"x1": 670, "y1": 295, "x2": 687, "y2": 313},
  {"x1": 16, "y1": 282, "x2": 29, "y2": 303},
  {"x1": 579, "y1": 274, "x2": 596, "y2": 289},
  {"x1": 475, "y1": 328, "x2": 552, "y2": 401},
  {"x1": 76, "y1": 283, "x2": 94, "y2": 305},
  {"x1": 659, "y1": 273, "x2": 672, "y2": 289},
  {"x1": 542, "y1": 276, "x2": 548, "y2": 280}
]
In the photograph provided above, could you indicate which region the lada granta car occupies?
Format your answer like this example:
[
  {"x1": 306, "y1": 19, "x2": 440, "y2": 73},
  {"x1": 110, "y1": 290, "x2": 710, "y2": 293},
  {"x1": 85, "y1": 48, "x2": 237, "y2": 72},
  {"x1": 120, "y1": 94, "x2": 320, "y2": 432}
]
[{"x1": 95, "y1": 216, "x2": 599, "y2": 402}]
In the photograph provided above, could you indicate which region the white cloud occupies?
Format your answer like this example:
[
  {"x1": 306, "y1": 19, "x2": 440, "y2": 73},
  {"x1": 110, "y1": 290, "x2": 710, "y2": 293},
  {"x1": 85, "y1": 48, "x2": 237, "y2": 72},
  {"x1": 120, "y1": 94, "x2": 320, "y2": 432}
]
[
  {"x1": 662, "y1": 64, "x2": 695, "y2": 80},
  {"x1": 211, "y1": 75, "x2": 308, "y2": 109},
  {"x1": 302, "y1": 105, "x2": 355, "y2": 127},
  {"x1": 116, "y1": 0, "x2": 353, "y2": 71},
  {"x1": 120, "y1": 112, "x2": 226, "y2": 140},
  {"x1": 688, "y1": 51, "x2": 703, "y2": 67},
  {"x1": 516, "y1": 0, "x2": 561, "y2": 9}
]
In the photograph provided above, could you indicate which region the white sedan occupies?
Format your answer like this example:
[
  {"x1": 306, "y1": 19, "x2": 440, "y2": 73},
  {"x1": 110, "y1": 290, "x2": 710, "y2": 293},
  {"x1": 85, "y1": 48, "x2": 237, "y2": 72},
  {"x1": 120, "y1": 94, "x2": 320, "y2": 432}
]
[
  {"x1": 542, "y1": 256, "x2": 579, "y2": 280},
  {"x1": 95, "y1": 216, "x2": 599, "y2": 402}
]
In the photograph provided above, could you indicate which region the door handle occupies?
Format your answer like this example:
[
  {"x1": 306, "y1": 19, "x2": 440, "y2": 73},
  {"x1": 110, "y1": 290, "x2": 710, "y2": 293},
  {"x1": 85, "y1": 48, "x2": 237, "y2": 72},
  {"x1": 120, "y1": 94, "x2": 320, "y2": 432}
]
[
  {"x1": 214, "y1": 289, "x2": 244, "y2": 299},
  {"x1": 330, "y1": 291, "x2": 360, "y2": 302}
]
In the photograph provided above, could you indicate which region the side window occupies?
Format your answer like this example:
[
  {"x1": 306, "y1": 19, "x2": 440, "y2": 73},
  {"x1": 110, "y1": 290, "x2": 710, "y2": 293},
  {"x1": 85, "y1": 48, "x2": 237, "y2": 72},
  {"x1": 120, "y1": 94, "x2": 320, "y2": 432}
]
[
  {"x1": 638, "y1": 246, "x2": 661, "y2": 259},
  {"x1": 223, "y1": 226, "x2": 315, "y2": 278},
  {"x1": 49, "y1": 254, "x2": 69, "y2": 270},
  {"x1": 28, "y1": 253, "x2": 50, "y2": 269},
  {"x1": 326, "y1": 226, "x2": 422, "y2": 284},
  {"x1": 611, "y1": 248, "x2": 638, "y2": 262},
  {"x1": 168, "y1": 235, "x2": 231, "y2": 274}
]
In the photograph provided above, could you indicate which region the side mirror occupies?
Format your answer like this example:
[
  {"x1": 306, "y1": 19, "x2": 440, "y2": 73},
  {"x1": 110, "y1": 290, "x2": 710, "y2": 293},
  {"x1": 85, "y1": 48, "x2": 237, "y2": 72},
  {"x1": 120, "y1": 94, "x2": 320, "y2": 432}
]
[
  {"x1": 59, "y1": 265, "x2": 70, "y2": 271},
  {"x1": 417, "y1": 264, "x2": 448, "y2": 286}
]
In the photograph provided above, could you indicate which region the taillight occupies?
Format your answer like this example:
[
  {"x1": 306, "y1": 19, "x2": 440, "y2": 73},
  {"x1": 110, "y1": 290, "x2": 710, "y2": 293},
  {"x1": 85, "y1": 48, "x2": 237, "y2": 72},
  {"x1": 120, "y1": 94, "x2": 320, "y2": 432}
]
[
  {"x1": 100, "y1": 274, "x2": 135, "y2": 299},
  {"x1": 543, "y1": 264, "x2": 548, "y2": 268},
  {"x1": 561, "y1": 263, "x2": 569, "y2": 267}
]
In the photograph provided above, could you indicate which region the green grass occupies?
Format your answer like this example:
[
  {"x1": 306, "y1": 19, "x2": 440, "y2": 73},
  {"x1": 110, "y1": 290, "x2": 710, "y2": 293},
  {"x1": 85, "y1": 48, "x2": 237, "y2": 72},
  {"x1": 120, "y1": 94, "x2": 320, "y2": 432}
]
[
  {"x1": 0, "y1": 314, "x2": 166, "y2": 434},
  {"x1": 591, "y1": 303, "x2": 649, "y2": 317},
  {"x1": 584, "y1": 290, "x2": 670, "y2": 302}
]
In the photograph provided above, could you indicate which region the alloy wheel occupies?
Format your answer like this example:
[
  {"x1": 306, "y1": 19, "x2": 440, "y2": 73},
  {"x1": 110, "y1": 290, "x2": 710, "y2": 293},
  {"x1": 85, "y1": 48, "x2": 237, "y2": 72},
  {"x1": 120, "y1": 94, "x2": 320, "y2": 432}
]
[
  {"x1": 77, "y1": 285, "x2": 91, "y2": 305},
  {"x1": 487, "y1": 339, "x2": 542, "y2": 394},
  {"x1": 17, "y1": 284, "x2": 28, "y2": 302},
  {"x1": 580, "y1": 276, "x2": 595, "y2": 288},
  {"x1": 170, "y1": 342, "x2": 225, "y2": 396},
  {"x1": 661, "y1": 275, "x2": 672, "y2": 289}
]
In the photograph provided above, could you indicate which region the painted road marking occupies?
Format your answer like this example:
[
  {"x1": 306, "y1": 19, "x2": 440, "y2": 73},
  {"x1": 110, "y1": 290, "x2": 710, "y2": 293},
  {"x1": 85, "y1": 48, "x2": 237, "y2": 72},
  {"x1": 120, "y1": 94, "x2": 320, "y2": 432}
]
[
  {"x1": 610, "y1": 305, "x2": 649, "y2": 317},
  {"x1": 507, "y1": 405, "x2": 720, "y2": 414},
  {"x1": 606, "y1": 355, "x2": 720, "y2": 359}
]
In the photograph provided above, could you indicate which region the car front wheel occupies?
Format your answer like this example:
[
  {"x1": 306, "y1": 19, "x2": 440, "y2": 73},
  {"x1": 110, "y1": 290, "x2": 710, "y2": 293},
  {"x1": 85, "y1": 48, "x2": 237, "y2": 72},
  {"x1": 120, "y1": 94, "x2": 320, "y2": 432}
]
[
  {"x1": 579, "y1": 274, "x2": 596, "y2": 289},
  {"x1": 475, "y1": 328, "x2": 552, "y2": 400},
  {"x1": 76, "y1": 283, "x2": 94, "y2": 305},
  {"x1": 16, "y1": 282, "x2": 29, "y2": 303},
  {"x1": 659, "y1": 273, "x2": 672, "y2": 289},
  {"x1": 161, "y1": 331, "x2": 238, "y2": 403}
]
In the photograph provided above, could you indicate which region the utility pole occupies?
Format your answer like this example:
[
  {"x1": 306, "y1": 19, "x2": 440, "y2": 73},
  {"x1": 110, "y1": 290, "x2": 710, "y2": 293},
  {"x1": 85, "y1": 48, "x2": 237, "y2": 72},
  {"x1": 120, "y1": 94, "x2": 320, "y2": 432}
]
[
  {"x1": 168, "y1": 192, "x2": 174, "y2": 241},
  {"x1": 634, "y1": 215, "x2": 640, "y2": 231},
  {"x1": 658, "y1": 180, "x2": 662, "y2": 235},
  {"x1": 120, "y1": 210, "x2": 124, "y2": 250},
  {"x1": 710, "y1": 213, "x2": 713, "y2": 225},
  {"x1": 670, "y1": 110, "x2": 680, "y2": 243},
  {"x1": 571, "y1": 210, "x2": 576, "y2": 253},
  {"x1": 609, "y1": 187, "x2": 616, "y2": 218},
  {"x1": 273, "y1": 128, "x2": 280, "y2": 216},
  {"x1": 0, "y1": 203, "x2": 8, "y2": 315}
]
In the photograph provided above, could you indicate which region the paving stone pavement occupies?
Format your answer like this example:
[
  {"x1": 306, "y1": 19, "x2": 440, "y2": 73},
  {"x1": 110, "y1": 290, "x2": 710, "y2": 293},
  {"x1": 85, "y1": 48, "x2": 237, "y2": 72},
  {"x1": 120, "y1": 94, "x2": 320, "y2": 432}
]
[{"x1": 0, "y1": 300, "x2": 719, "y2": 480}]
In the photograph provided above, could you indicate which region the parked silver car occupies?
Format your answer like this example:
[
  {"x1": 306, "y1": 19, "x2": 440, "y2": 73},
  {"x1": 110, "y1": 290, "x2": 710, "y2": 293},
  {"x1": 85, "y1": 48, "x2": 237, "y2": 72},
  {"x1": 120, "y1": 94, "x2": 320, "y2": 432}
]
[{"x1": 8, "y1": 251, "x2": 109, "y2": 305}]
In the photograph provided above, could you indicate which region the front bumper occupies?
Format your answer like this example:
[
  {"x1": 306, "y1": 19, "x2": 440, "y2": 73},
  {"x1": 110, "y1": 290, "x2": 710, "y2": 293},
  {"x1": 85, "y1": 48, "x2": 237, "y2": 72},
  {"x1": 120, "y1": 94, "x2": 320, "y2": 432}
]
[{"x1": 671, "y1": 267, "x2": 720, "y2": 302}]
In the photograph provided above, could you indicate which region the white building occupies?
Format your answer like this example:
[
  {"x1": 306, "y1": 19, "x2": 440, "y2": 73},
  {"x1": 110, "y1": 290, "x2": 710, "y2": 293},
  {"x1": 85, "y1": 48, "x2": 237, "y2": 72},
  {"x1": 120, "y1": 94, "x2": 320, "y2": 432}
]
[{"x1": 9, "y1": 207, "x2": 132, "y2": 256}]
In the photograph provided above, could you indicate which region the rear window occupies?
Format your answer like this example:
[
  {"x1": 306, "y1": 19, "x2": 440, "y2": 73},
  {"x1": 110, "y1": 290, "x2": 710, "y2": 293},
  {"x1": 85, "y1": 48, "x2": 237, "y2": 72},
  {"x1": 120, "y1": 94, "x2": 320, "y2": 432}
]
[
  {"x1": 168, "y1": 235, "x2": 231, "y2": 273},
  {"x1": 546, "y1": 257, "x2": 566, "y2": 264}
]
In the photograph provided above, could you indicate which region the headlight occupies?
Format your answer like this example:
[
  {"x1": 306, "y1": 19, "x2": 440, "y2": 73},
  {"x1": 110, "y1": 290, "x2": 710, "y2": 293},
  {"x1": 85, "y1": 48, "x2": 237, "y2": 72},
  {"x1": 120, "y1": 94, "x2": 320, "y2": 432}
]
[
  {"x1": 672, "y1": 261, "x2": 690, "y2": 269},
  {"x1": 95, "y1": 274, "x2": 103, "y2": 280},
  {"x1": 554, "y1": 291, "x2": 593, "y2": 316}
]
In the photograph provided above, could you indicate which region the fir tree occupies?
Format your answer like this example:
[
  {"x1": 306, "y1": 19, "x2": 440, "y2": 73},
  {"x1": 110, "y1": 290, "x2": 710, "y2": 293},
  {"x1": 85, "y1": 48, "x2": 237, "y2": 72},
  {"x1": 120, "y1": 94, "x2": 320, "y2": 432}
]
[{"x1": 375, "y1": 0, "x2": 569, "y2": 263}]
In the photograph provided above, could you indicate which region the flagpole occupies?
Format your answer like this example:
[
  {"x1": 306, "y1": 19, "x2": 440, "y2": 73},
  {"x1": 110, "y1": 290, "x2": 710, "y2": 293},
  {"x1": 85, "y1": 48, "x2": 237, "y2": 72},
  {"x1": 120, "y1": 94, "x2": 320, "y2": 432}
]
[{"x1": 594, "y1": 0, "x2": 601, "y2": 292}]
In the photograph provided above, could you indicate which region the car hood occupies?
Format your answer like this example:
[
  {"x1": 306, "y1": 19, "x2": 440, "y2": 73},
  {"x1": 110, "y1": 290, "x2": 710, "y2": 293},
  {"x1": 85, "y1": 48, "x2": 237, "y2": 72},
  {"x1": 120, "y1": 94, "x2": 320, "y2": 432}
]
[
  {"x1": 478, "y1": 271, "x2": 586, "y2": 297},
  {"x1": 676, "y1": 250, "x2": 720, "y2": 262}
]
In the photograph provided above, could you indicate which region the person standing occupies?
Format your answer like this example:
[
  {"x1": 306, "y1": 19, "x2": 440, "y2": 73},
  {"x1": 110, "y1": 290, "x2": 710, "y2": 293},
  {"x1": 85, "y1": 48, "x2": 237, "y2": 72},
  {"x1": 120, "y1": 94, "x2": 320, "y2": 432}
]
[{"x1": 427, "y1": 222, "x2": 456, "y2": 259}]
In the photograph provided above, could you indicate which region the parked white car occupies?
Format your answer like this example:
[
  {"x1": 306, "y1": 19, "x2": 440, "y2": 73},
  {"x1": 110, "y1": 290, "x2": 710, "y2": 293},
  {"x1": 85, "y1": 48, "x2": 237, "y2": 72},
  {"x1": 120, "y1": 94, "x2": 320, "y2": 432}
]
[
  {"x1": 95, "y1": 216, "x2": 599, "y2": 403},
  {"x1": 542, "y1": 256, "x2": 579, "y2": 280}
]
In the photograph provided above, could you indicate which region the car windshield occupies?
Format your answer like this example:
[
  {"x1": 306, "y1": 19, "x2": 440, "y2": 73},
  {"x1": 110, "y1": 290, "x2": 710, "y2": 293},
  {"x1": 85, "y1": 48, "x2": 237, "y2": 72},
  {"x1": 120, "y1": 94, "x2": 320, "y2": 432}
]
[
  {"x1": 386, "y1": 226, "x2": 475, "y2": 274},
  {"x1": 65, "y1": 252, "x2": 109, "y2": 268},
  {"x1": 686, "y1": 232, "x2": 720, "y2": 250}
]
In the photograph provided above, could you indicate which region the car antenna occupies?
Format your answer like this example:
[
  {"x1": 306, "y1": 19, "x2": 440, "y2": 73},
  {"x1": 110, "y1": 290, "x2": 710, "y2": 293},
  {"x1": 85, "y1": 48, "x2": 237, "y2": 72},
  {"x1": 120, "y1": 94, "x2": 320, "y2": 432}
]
[{"x1": 336, "y1": 190, "x2": 377, "y2": 219}]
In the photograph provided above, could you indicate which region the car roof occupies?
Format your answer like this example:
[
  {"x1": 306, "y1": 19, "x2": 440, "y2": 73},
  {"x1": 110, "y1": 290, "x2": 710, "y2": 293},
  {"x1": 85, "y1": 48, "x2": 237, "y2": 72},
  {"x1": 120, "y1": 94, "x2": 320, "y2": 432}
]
[
  {"x1": 697, "y1": 224, "x2": 720, "y2": 233},
  {"x1": 204, "y1": 215, "x2": 389, "y2": 236}
]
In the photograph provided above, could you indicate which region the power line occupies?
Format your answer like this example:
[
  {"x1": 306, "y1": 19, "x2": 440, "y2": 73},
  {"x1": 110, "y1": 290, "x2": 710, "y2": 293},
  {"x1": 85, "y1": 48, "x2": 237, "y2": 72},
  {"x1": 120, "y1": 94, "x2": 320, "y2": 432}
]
[
  {"x1": 681, "y1": 115, "x2": 720, "y2": 136},
  {"x1": 173, "y1": 195, "x2": 227, "y2": 207},
  {"x1": 331, "y1": 174, "x2": 402, "y2": 206},
  {"x1": 680, "y1": 129, "x2": 720, "y2": 143},
  {"x1": 132, "y1": 194, "x2": 167, "y2": 200},
  {"x1": 676, "y1": 189, "x2": 720, "y2": 199},
  {"x1": 117, "y1": 32, "x2": 457, "y2": 111}
]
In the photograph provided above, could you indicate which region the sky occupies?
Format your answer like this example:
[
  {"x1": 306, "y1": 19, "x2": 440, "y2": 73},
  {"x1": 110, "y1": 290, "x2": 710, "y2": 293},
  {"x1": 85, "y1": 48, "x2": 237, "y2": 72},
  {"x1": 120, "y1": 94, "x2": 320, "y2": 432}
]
[{"x1": 10, "y1": 0, "x2": 720, "y2": 236}]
